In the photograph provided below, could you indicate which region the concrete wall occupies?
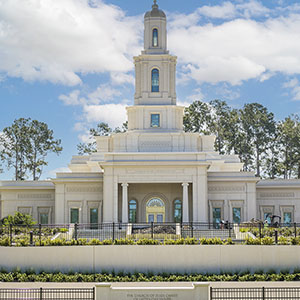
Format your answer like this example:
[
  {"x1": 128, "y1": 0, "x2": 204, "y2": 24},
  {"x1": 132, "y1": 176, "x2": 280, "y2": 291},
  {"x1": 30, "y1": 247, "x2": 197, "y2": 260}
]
[{"x1": 1, "y1": 245, "x2": 300, "y2": 274}]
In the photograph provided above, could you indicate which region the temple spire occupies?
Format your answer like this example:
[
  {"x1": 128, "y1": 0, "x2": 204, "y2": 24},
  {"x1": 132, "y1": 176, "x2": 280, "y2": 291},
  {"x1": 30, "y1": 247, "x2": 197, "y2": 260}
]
[{"x1": 153, "y1": 0, "x2": 158, "y2": 8}]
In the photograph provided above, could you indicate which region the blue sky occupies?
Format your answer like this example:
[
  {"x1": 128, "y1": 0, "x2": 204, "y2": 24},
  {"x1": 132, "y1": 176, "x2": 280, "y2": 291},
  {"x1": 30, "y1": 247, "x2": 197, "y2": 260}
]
[{"x1": 0, "y1": 0, "x2": 300, "y2": 180}]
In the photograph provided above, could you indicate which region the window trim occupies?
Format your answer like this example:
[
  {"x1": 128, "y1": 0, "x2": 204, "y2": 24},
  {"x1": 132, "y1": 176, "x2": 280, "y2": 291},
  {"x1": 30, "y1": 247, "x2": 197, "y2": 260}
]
[
  {"x1": 129, "y1": 199, "x2": 137, "y2": 223},
  {"x1": 152, "y1": 28, "x2": 158, "y2": 47},
  {"x1": 150, "y1": 113, "x2": 161, "y2": 128},
  {"x1": 151, "y1": 68, "x2": 160, "y2": 93}
]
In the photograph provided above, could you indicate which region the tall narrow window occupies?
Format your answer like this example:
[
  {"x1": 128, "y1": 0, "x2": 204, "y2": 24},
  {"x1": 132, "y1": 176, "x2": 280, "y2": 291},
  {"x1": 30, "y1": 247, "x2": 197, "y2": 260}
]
[
  {"x1": 232, "y1": 207, "x2": 241, "y2": 223},
  {"x1": 152, "y1": 28, "x2": 158, "y2": 47},
  {"x1": 40, "y1": 213, "x2": 49, "y2": 225},
  {"x1": 213, "y1": 207, "x2": 221, "y2": 229},
  {"x1": 90, "y1": 208, "x2": 98, "y2": 229},
  {"x1": 70, "y1": 208, "x2": 79, "y2": 224},
  {"x1": 283, "y1": 212, "x2": 292, "y2": 225},
  {"x1": 151, "y1": 68, "x2": 159, "y2": 92},
  {"x1": 129, "y1": 200, "x2": 137, "y2": 223},
  {"x1": 174, "y1": 199, "x2": 182, "y2": 223}
]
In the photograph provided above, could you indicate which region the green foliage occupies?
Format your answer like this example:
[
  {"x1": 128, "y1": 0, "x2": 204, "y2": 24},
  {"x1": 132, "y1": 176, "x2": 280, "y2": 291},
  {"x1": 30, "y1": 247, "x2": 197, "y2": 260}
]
[
  {"x1": 1, "y1": 269, "x2": 300, "y2": 282},
  {"x1": 0, "y1": 118, "x2": 62, "y2": 180},
  {"x1": 183, "y1": 100, "x2": 300, "y2": 179},
  {"x1": 77, "y1": 122, "x2": 128, "y2": 155},
  {"x1": 3, "y1": 212, "x2": 36, "y2": 226}
]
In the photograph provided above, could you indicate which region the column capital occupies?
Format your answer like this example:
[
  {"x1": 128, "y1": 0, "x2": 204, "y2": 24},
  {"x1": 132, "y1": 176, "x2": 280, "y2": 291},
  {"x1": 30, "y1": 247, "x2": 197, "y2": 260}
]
[
  {"x1": 121, "y1": 183, "x2": 129, "y2": 187},
  {"x1": 182, "y1": 182, "x2": 189, "y2": 187}
]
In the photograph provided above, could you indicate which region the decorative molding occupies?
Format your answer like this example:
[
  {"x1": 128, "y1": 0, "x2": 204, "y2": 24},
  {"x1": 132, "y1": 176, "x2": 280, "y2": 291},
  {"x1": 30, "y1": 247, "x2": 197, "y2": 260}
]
[
  {"x1": 208, "y1": 186, "x2": 245, "y2": 192},
  {"x1": 139, "y1": 141, "x2": 172, "y2": 151},
  {"x1": 18, "y1": 194, "x2": 52, "y2": 199},
  {"x1": 126, "y1": 169, "x2": 185, "y2": 175},
  {"x1": 66, "y1": 187, "x2": 101, "y2": 193},
  {"x1": 260, "y1": 192, "x2": 295, "y2": 198}
]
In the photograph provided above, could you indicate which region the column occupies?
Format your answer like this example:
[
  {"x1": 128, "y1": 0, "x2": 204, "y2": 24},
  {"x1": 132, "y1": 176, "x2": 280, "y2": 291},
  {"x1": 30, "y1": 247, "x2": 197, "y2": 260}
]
[
  {"x1": 122, "y1": 183, "x2": 129, "y2": 223},
  {"x1": 197, "y1": 166, "x2": 209, "y2": 222},
  {"x1": 182, "y1": 183, "x2": 189, "y2": 222}
]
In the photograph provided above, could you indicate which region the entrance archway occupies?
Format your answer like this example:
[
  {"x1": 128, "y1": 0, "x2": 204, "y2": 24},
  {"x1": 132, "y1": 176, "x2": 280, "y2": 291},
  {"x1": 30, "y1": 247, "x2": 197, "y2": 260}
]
[{"x1": 146, "y1": 197, "x2": 165, "y2": 223}]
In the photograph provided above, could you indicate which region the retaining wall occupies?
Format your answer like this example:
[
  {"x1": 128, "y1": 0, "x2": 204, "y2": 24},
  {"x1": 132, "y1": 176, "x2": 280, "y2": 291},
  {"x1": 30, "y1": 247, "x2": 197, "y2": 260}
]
[{"x1": 1, "y1": 245, "x2": 300, "y2": 273}]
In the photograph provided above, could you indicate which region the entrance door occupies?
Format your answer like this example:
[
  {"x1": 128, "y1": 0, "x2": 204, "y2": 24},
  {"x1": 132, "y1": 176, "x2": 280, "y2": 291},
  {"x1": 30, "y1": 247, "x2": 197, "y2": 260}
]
[{"x1": 146, "y1": 198, "x2": 165, "y2": 223}]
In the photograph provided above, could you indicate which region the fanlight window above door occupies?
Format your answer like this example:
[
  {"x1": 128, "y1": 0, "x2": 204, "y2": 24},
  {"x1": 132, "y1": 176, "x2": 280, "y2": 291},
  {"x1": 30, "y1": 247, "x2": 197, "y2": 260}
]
[{"x1": 147, "y1": 198, "x2": 164, "y2": 207}]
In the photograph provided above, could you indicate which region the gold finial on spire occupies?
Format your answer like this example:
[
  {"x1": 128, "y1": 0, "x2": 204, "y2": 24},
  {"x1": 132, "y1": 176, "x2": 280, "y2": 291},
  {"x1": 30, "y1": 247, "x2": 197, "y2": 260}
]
[
  {"x1": 153, "y1": 0, "x2": 158, "y2": 7},
  {"x1": 154, "y1": 0, "x2": 157, "y2": 4}
]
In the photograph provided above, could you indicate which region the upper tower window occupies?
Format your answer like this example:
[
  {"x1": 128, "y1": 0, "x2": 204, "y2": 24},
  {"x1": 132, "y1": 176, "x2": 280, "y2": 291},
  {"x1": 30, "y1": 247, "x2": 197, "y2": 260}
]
[
  {"x1": 151, "y1": 68, "x2": 159, "y2": 92},
  {"x1": 152, "y1": 28, "x2": 158, "y2": 47}
]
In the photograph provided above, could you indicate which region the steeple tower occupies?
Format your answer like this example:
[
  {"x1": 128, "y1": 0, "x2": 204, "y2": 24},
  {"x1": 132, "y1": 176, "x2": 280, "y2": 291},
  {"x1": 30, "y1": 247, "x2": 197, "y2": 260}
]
[
  {"x1": 133, "y1": 1, "x2": 177, "y2": 106},
  {"x1": 127, "y1": 2, "x2": 183, "y2": 132}
]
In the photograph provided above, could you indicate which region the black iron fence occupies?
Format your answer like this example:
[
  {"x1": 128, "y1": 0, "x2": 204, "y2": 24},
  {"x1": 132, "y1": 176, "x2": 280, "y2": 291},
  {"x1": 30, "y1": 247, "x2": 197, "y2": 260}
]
[
  {"x1": 211, "y1": 287, "x2": 300, "y2": 300},
  {"x1": 0, "y1": 288, "x2": 95, "y2": 300},
  {"x1": 1, "y1": 221, "x2": 300, "y2": 246}
]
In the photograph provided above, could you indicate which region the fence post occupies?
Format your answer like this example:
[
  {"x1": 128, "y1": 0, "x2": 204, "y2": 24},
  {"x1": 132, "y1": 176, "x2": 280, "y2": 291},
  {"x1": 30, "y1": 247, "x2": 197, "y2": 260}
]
[
  {"x1": 294, "y1": 223, "x2": 297, "y2": 238},
  {"x1": 39, "y1": 223, "x2": 42, "y2": 245},
  {"x1": 93, "y1": 287, "x2": 95, "y2": 300},
  {"x1": 151, "y1": 222, "x2": 154, "y2": 239},
  {"x1": 210, "y1": 287, "x2": 212, "y2": 300},
  {"x1": 262, "y1": 286, "x2": 265, "y2": 300},
  {"x1": 229, "y1": 223, "x2": 232, "y2": 238},
  {"x1": 30, "y1": 231, "x2": 34, "y2": 246},
  {"x1": 259, "y1": 222, "x2": 262, "y2": 239},
  {"x1": 9, "y1": 224, "x2": 13, "y2": 246},
  {"x1": 275, "y1": 230, "x2": 278, "y2": 244},
  {"x1": 40, "y1": 287, "x2": 43, "y2": 300},
  {"x1": 74, "y1": 223, "x2": 78, "y2": 241},
  {"x1": 190, "y1": 222, "x2": 193, "y2": 238},
  {"x1": 112, "y1": 222, "x2": 115, "y2": 242}
]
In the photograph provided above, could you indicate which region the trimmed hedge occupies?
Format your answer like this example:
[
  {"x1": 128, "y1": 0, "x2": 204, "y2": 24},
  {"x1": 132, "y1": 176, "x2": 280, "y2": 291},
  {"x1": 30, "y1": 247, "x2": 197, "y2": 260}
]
[
  {"x1": 0, "y1": 269, "x2": 300, "y2": 282},
  {"x1": 0, "y1": 237, "x2": 234, "y2": 247}
]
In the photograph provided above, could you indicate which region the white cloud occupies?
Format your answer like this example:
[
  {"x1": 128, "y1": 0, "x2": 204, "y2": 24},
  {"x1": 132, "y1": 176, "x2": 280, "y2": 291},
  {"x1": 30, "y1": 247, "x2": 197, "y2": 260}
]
[
  {"x1": 197, "y1": 2, "x2": 236, "y2": 19},
  {"x1": 87, "y1": 84, "x2": 121, "y2": 103},
  {"x1": 169, "y1": 12, "x2": 300, "y2": 85},
  {"x1": 59, "y1": 90, "x2": 82, "y2": 106},
  {"x1": 283, "y1": 78, "x2": 300, "y2": 101},
  {"x1": 185, "y1": 88, "x2": 204, "y2": 104},
  {"x1": 0, "y1": 0, "x2": 142, "y2": 85},
  {"x1": 196, "y1": 0, "x2": 270, "y2": 20},
  {"x1": 83, "y1": 103, "x2": 127, "y2": 128},
  {"x1": 110, "y1": 72, "x2": 135, "y2": 85}
]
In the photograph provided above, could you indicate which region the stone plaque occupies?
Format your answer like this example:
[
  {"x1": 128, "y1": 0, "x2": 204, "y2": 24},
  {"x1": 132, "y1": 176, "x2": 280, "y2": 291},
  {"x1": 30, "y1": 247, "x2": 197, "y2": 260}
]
[{"x1": 96, "y1": 283, "x2": 209, "y2": 300}]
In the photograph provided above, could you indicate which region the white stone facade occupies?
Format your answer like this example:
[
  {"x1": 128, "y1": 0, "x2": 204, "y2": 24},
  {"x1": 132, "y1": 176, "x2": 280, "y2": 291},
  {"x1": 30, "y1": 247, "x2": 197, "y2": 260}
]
[{"x1": 0, "y1": 3, "x2": 299, "y2": 225}]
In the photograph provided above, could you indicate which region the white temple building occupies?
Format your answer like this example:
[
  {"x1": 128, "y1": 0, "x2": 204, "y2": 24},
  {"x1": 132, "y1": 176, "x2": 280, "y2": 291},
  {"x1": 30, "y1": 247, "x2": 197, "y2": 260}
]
[{"x1": 0, "y1": 2, "x2": 300, "y2": 226}]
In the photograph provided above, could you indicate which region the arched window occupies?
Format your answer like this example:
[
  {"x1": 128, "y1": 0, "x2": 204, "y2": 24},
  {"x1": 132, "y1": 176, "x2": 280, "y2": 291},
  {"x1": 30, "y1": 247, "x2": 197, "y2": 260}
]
[
  {"x1": 129, "y1": 200, "x2": 137, "y2": 223},
  {"x1": 152, "y1": 28, "x2": 158, "y2": 47},
  {"x1": 151, "y1": 68, "x2": 159, "y2": 92},
  {"x1": 174, "y1": 199, "x2": 182, "y2": 223}
]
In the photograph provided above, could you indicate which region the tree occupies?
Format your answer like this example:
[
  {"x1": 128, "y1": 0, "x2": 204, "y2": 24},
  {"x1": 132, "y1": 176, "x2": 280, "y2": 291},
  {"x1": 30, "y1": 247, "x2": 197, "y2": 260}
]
[
  {"x1": 208, "y1": 100, "x2": 234, "y2": 154},
  {"x1": 277, "y1": 115, "x2": 300, "y2": 179},
  {"x1": 0, "y1": 118, "x2": 62, "y2": 180},
  {"x1": 0, "y1": 118, "x2": 31, "y2": 180},
  {"x1": 77, "y1": 122, "x2": 128, "y2": 155},
  {"x1": 26, "y1": 120, "x2": 63, "y2": 180},
  {"x1": 239, "y1": 103, "x2": 276, "y2": 177},
  {"x1": 183, "y1": 101, "x2": 211, "y2": 134}
]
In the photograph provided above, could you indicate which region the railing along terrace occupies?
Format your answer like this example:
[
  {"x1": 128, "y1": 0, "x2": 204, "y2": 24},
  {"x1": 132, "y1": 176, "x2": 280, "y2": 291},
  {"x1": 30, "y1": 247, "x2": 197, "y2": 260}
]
[
  {"x1": 0, "y1": 221, "x2": 299, "y2": 246},
  {"x1": 211, "y1": 287, "x2": 300, "y2": 300},
  {"x1": 0, "y1": 288, "x2": 95, "y2": 300}
]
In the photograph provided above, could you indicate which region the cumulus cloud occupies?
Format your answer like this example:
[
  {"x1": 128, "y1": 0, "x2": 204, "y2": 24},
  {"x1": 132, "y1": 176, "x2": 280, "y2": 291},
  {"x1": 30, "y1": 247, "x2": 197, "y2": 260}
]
[
  {"x1": 169, "y1": 9, "x2": 300, "y2": 85},
  {"x1": 83, "y1": 103, "x2": 127, "y2": 128},
  {"x1": 283, "y1": 78, "x2": 300, "y2": 101},
  {"x1": 0, "y1": 0, "x2": 142, "y2": 85}
]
